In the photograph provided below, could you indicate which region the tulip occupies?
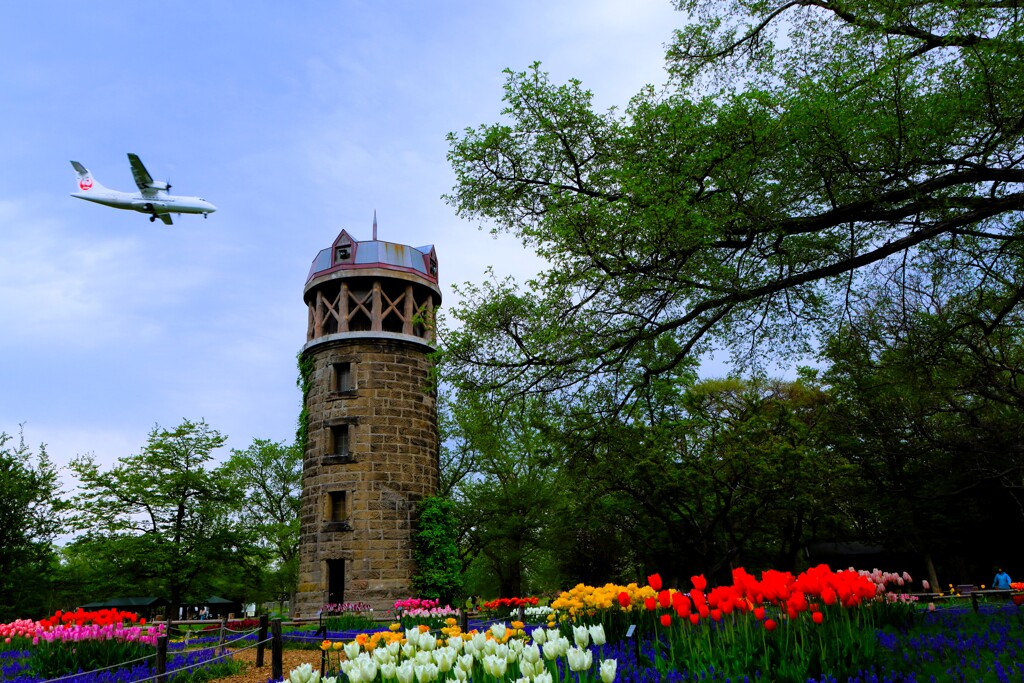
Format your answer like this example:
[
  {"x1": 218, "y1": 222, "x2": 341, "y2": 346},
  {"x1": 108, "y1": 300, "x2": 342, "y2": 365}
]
[
  {"x1": 566, "y1": 646, "x2": 593, "y2": 672},
  {"x1": 396, "y1": 662, "x2": 415, "y2": 683},
  {"x1": 414, "y1": 663, "x2": 438, "y2": 683},
  {"x1": 600, "y1": 659, "x2": 617, "y2": 683},
  {"x1": 812, "y1": 611, "x2": 824, "y2": 624},
  {"x1": 573, "y1": 624, "x2": 590, "y2": 648},
  {"x1": 588, "y1": 624, "x2": 606, "y2": 646},
  {"x1": 381, "y1": 663, "x2": 397, "y2": 681},
  {"x1": 531, "y1": 626, "x2": 547, "y2": 645},
  {"x1": 660, "y1": 614, "x2": 672, "y2": 627},
  {"x1": 534, "y1": 670, "x2": 554, "y2": 683},
  {"x1": 648, "y1": 573, "x2": 663, "y2": 591},
  {"x1": 345, "y1": 641, "x2": 363, "y2": 660}
]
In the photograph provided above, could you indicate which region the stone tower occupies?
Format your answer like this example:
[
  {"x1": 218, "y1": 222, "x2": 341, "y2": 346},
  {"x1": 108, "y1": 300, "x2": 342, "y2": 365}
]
[{"x1": 294, "y1": 223, "x2": 440, "y2": 616}]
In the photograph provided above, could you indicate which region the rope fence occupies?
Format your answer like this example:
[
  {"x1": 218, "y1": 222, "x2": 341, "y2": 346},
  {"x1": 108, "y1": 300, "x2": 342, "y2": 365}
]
[{"x1": 35, "y1": 616, "x2": 283, "y2": 683}]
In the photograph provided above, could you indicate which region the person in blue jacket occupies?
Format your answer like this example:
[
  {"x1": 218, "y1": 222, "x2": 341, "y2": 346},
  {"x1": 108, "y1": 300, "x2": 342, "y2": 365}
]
[{"x1": 993, "y1": 568, "x2": 1012, "y2": 590}]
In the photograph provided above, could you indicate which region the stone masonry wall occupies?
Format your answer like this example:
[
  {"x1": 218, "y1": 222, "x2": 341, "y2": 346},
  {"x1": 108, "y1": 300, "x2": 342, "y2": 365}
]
[{"x1": 294, "y1": 336, "x2": 438, "y2": 616}]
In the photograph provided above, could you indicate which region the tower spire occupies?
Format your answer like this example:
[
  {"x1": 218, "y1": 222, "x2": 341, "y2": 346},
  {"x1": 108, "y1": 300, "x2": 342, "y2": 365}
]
[{"x1": 373, "y1": 210, "x2": 377, "y2": 241}]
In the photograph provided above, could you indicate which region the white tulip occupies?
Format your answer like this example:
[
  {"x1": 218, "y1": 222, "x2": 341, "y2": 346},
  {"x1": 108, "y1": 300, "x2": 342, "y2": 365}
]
[
  {"x1": 346, "y1": 666, "x2": 363, "y2": 683},
  {"x1": 432, "y1": 647, "x2": 455, "y2": 673},
  {"x1": 453, "y1": 667, "x2": 468, "y2": 682},
  {"x1": 374, "y1": 647, "x2": 393, "y2": 665},
  {"x1": 534, "y1": 670, "x2": 553, "y2": 683},
  {"x1": 448, "y1": 636, "x2": 464, "y2": 653},
  {"x1": 289, "y1": 663, "x2": 315, "y2": 683},
  {"x1": 344, "y1": 642, "x2": 363, "y2": 661},
  {"x1": 490, "y1": 623, "x2": 507, "y2": 641},
  {"x1": 521, "y1": 643, "x2": 541, "y2": 664},
  {"x1": 405, "y1": 628, "x2": 421, "y2": 643},
  {"x1": 414, "y1": 663, "x2": 438, "y2": 683},
  {"x1": 420, "y1": 631, "x2": 438, "y2": 651},
  {"x1": 402, "y1": 641, "x2": 418, "y2": 660},
  {"x1": 358, "y1": 654, "x2": 378, "y2": 682},
  {"x1": 588, "y1": 625, "x2": 607, "y2": 647},
  {"x1": 518, "y1": 660, "x2": 537, "y2": 679},
  {"x1": 573, "y1": 625, "x2": 590, "y2": 649},
  {"x1": 381, "y1": 663, "x2": 397, "y2": 681},
  {"x1": 542, "y1": 640, "x2": 561, "y2": 661},
  {"x1": 415, "y1": 651, "x2": 433, "y2": 667},
  {"x1": 599, "y1": 659, "x2": 617, "y2": 683},
  {"x1": 388, "y1": 641, "x2": 402, "y2": 658},
  {"x1": 566, "y1": 646, "x2": 593, "y2": 672},
  {"x1": 396, "y1": 661, "x2": 415, "y2": 683},
  {"x1": 531, "y1": 627, "x2": 547, "y2": 645},
  {"x1": 483, "y1": 654, "x2": 508, "y2": 678},
  {"x1": 470, "y1": 632, "x2": 488, "y2": 652},
  {"x1": 457, "y1": 654, "x2": 474, "y2": 673}
]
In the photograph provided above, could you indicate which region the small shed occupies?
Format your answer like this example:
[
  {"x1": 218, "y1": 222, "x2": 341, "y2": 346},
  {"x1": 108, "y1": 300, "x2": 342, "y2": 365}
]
[{"x1": 81, "y1": 596, "x2": 168, "y2": 619}]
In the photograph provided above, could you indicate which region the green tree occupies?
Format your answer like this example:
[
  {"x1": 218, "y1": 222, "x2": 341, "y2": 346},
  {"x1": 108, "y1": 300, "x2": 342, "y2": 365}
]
[
  {"x1": 223, "y1": 439, "x2": 302, "y2": 606},
  {"x1": 0, "y1": 430, "x2": 62, "y2": 620},
  {"x1": 819, "y1": 274, "x2": 1024, "y2": 585},
  {"x1": 444, "y1": 0, "x2": 1024, "y2": 398},
  {"x1": 411, "y1": 496, "x2": 463, "y2": 604},
  {"x1": 440, "y1": 388, "x2": 565, "y2": 597},
  {"x1": 67, "y1": 419, "x2": 249, "y2": 617},
  {"x1": 550, "y1": 375, "x2": 852, "y2": 582}
]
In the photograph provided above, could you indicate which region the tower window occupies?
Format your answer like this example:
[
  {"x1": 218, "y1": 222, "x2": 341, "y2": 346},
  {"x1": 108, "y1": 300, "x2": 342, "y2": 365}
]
[
  {"x1": 327, "y1": 491, "x2": 347, "y2": 523},
  {"x1": 331, "y1": 425, "x2": 349, "y2": 457},
  {"x1": 332, "y1": 362, "x2": 353, "y2": 392}
]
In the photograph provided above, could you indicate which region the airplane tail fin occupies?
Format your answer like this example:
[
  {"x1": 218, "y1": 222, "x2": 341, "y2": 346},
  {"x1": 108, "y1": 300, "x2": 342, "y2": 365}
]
[{"x1": 70, "y1": 161, "x2": 108, "y2": 193}]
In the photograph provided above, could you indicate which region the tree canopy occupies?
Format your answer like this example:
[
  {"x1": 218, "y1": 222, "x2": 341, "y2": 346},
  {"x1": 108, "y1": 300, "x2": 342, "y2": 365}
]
[
  {"x1": 67, "y1": 419, "x2": 250, "y2": 616},
  {"x1": 444, "y1": 0, "x2": 1024, "y2": 398},
  {"x1": 0, "y1": 430, "x2": 61, "y2": 620}
]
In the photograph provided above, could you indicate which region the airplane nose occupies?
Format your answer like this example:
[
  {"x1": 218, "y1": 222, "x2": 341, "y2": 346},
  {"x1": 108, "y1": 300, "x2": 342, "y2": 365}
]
[{"x1": 204, "y1": 201, "x2": 217, "y2": 213}]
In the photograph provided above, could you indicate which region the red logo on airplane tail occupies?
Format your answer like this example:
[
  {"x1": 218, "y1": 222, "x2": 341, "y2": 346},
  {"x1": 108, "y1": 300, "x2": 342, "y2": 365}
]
[{"x1": 79, "y1": 178, "x2": 93, "y2": 191}]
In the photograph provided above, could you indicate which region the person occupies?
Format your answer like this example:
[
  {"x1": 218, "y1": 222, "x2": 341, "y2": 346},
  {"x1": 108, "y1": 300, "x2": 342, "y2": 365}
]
[{"x1": 993, "y1": 568, "x2": 1012, "y2": 590}]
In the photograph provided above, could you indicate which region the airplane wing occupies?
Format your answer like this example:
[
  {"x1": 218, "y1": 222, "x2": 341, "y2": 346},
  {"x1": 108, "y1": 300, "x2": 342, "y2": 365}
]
[
  {"x1": 127, "y1": 153, "x2": 155, "y2": 191},
  {"x1": 159, "y1": 214, "x2": 173, "y2": 226}
]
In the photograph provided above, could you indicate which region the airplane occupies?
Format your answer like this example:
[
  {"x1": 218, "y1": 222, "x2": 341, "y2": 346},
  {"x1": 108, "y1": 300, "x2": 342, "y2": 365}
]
[{"x1": 69, "y1": 153, "x2": 216, "y2": 225}]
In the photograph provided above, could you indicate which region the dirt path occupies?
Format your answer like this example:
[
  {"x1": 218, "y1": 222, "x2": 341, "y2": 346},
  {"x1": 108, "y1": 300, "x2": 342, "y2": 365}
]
[{"x1": 219, "y1": 647, "x2": 323, "y2": 683}]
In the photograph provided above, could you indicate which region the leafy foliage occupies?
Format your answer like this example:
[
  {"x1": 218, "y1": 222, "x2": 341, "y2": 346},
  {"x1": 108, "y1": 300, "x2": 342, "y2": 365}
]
[
  {"x1": 0, "y1": 430, "x2": 61, "y2": 620},
  {"x1": 66, "y1": 419, "x2": 251, "y2": 615},
  {"x1": 411, "y1": 496, "x2": 463, "y2": 604},
  {"x1": 444, "y1": 0, "x2": 1024, "y2": 399}
]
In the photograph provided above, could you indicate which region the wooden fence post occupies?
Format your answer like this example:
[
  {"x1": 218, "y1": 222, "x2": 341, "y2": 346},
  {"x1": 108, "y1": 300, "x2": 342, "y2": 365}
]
[
  {"x1": 256, "y1": 614, "x2": 269, "y2": 668},
  {"x1": 271, "y1": 618, "x2": 283, "y2": 681},
  {"x1": 156, "y1": 634, "x2": 168, "y2": 683},
  {"x1": 218, "y1": 615, "x2": 228, "y2": 655}
]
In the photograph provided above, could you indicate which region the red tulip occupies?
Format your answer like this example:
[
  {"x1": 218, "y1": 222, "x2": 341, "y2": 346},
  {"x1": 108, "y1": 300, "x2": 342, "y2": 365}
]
[
  {"x1": 689, "y1": 613, "x2": 700, "y2": 625},
  {"x1": 660, "y1": 613, "x2": 672, "y2": 627},
  {"x1": 658, "y1": 590, "x2": 671, "y2": 609},
  {"x1": 754, "y1": 607, "x2": 766, "y2": 620},
  {"x1": 764, "y1": 618, "x2": 777, "y2": 631},
  {"x1": 648, "y1": 573, "x2": 663, "y2": 591},
  {"x1": 644, "y1": 597, "x2": 656, "y2": 611},
  {"x1": 812, "y1": 611, "x2": 823, "y2": 625},
  {"x1": 691, "y1": 575, "x2": 708, "y2": 591},
  {"x1": 617, "y1": 591, "x2": 631, "y2": 608}
]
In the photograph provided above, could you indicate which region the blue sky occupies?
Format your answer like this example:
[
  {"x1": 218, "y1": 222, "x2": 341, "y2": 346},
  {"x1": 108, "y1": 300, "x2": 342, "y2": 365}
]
[{"x1": 0, "y1": 1, "x2": 684, "y2": 482}]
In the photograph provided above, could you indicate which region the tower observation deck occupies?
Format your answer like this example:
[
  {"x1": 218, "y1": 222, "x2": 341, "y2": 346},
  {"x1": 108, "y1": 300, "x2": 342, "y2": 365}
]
[{"x1": 295, "y1": 224, "x2": 441, "y2": 615}]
